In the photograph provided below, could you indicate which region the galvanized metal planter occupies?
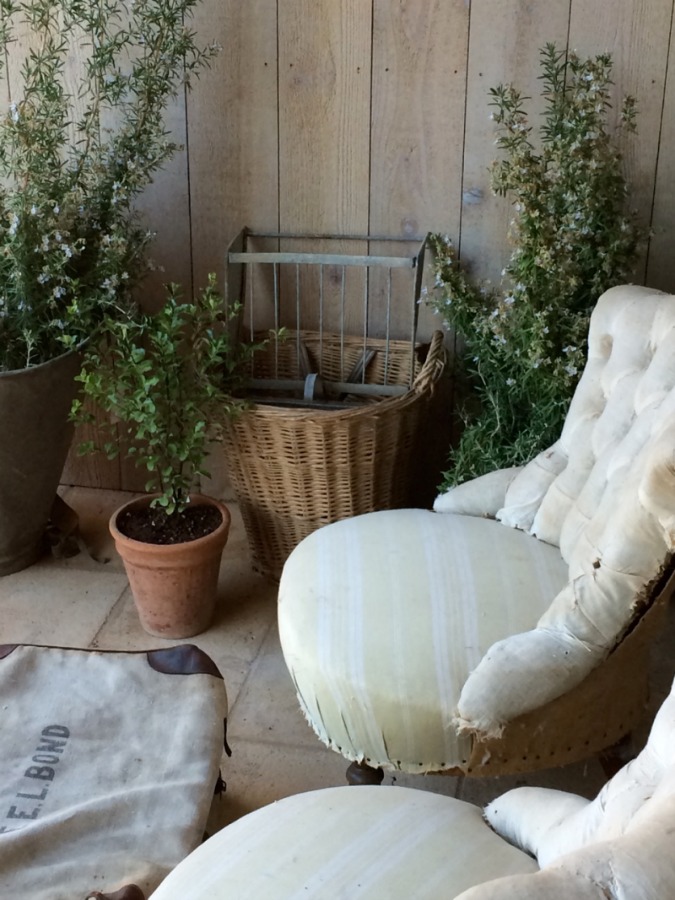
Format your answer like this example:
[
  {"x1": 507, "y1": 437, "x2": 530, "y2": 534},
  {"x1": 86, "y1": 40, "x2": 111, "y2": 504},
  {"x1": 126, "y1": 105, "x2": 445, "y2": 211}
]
[{"x1": 0, "y1": 349, "x2": 82, "y2": 575}]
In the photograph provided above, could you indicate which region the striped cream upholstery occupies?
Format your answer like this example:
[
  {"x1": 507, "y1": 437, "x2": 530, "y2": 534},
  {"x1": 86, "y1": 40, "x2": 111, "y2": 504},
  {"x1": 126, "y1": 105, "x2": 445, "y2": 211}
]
[
  {"x1": 278, "y1": 285, "x2": 675, "y2": 774},
  {"x1": 280, "y1": 509, "x2": 567, "y2": 772},
  {"x1": 152, "y1": 676, "x2": 675, "y2": 899},
  {"x1": 151, "y1": 786, "x2": 537, "y2": 899}
]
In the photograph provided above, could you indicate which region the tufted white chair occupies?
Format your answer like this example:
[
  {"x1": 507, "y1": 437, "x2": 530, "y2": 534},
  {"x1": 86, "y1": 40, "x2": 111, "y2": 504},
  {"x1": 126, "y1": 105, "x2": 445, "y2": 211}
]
[
  {"x1": 152, "y1": 674, "x2": 675, "y2": 899},
  {"x1": 278, "y1": 285, "x2": 675, "y2": 780}
]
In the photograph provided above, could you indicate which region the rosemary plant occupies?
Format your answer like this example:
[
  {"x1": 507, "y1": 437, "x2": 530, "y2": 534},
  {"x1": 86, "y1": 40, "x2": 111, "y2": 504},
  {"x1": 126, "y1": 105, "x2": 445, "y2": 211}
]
[
  {"x1": 0, "y1": 0, "x2": 218, "y2": 372},
  {"x1": 429, "y1": 45, "x2": 642, "y2": 487}
]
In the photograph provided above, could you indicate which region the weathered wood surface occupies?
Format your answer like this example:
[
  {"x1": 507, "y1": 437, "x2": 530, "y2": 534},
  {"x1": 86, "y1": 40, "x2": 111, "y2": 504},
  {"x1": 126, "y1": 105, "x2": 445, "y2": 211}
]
[{"x1": 4, "y1": 0, "x2": 670, "y2": 488}]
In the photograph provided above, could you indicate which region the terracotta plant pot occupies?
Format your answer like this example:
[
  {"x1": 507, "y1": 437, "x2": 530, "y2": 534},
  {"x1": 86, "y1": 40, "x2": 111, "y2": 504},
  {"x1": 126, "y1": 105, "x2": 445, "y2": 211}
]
[
  {"x1": 0, "y1": 348, "x2": 82, "y2": 576},
  {"x1": 110, "y1": 494, "x2": 231, "y2": 639}
]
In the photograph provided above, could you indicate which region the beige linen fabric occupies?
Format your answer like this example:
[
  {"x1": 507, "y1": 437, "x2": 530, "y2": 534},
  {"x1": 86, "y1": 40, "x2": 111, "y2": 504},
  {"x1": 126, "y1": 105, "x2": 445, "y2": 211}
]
[
  {"x1": 0, "y1": 644, "x2": 227, "y2": 899},
  {"x1": 151, "y1": 785, "x2": 537, "y2": 899},
  {"x1": 279, "y1": 508, "x2": 567, "y2": 772}
]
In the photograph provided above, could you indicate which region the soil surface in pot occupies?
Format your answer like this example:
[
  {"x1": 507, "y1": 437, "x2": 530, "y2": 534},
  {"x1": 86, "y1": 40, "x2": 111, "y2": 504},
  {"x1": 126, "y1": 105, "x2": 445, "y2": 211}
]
[{"x1": 117, "y1": 504, "x2": 223, "y2": 545}]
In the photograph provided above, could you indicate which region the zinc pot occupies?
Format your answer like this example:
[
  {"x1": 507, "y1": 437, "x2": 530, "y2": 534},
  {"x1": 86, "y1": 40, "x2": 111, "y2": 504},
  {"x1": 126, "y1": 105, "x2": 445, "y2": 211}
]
[
  {"x1": 0, "y1": 348, "x2": 82, "y2": 576},
  {"x1": 110, "y1": 494, "x2": 231, "y2": 639}
]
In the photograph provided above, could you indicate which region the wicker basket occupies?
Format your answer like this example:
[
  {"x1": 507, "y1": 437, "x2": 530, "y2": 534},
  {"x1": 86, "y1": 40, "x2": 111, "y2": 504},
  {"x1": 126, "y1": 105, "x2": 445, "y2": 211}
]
[{"x1": 221, "y1": 329, "x2": 446, "y2": 578}]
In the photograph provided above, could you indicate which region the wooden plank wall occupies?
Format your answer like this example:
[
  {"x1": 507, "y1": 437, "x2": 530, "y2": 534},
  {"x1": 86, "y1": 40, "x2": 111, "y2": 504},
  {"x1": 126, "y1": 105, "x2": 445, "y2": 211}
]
[{"x1": 52, "y1": 0, "x2": 675, "y2": 488}]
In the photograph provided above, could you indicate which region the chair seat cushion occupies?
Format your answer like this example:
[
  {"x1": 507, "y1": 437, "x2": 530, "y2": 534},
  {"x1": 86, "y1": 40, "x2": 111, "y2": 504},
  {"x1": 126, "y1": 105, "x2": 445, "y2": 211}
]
[
  {"x1": 279, "y1": 509, "x2": 568, "y2": 772},
  {"x1": 151, "y1": 786, "x2": 538, "y2": 899},
  {"x1": 0, "y1": 643, "x2": 228, "y2": 899}
]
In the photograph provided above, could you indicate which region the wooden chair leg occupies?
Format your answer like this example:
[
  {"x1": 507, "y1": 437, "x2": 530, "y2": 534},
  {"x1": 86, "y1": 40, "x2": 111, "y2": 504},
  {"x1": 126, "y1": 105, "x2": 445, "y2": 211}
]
[{"x1": 346, "y1": 760, "x2": 384, "y2": 785}]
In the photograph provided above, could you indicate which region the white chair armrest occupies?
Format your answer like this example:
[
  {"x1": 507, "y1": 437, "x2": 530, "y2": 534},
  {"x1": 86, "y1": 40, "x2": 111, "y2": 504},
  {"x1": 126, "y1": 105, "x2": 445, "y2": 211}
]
[
  {"x1": 433, "y1": 467, "x2": 523, "y2": 517},
  {"x1": 455, "y1": 625, "x2": 602, "y2": 738},
  {"x1": 458, "y1": 795, "x2": 675, "y2": 900},
  {"x1": 484, "y1": 787, "x2": 589, "y2": 861}
]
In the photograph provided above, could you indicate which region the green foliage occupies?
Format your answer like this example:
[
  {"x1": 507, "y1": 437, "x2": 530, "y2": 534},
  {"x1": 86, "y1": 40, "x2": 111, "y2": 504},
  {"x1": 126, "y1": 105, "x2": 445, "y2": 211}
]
[
  {"x1": 0, "y1": 0, "x2": 218, "y2": 371},
  {"x1": 429, "y1": 45, "x2": 642, "y2": 487},
  {"x1": 73, "y1": 275, "x2": 266, "y2": 516}
]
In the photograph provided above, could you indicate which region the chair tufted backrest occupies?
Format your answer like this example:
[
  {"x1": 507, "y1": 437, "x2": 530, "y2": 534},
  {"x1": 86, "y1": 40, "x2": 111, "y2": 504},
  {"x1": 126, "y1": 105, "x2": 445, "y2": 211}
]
[
  {"x1": 454, "y1": 286, "x2": 675, "y2": 736},
  {"x1": 498, "y1": 285, "x2": 675, "y2": 559},
  {"x1": 497, "y1": 285, "x2": 675, "y2": 650}
]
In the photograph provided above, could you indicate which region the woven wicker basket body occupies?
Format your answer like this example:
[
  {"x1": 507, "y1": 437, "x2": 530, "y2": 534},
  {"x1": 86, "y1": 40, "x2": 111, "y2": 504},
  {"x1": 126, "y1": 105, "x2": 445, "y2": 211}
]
[{"x1": 222, "y1": 330, "x2": 446, "y2": 578}]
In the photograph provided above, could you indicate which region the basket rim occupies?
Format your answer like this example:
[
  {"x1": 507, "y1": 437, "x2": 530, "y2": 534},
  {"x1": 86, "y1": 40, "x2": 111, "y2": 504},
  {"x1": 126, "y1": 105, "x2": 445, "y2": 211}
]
[{"x1": 232, "y1": 330, "x2": 446, "y2": 421}]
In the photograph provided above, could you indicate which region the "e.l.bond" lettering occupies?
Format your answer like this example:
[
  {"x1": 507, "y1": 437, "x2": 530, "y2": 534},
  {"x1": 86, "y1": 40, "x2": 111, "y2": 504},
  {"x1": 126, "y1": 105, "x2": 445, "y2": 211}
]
[{"x1": 0, "y1": 725, "x2": 70, "y2": 832}]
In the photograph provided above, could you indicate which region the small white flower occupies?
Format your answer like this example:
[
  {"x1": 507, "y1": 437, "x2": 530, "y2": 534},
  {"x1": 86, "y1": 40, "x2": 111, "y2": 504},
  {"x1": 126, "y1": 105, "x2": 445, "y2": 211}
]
[
  {"x1": 62, "y1": 245, "x2": 73, "y2": 259},
  {"x1": 37, "y1": 273, "x2": 49, "y2": 284},
  {"x1": 30, "y1": 205, "x2": 39, "y2": 216},
  {"x1": 53, "y1": 286, "x2": 66, "y2": 299},
  {"x1": 54, "y1": 231, "x2": 62, "y2": 243},
  {"x1": 9, "y1": 102, "x2": 19, "y2": 123},
  {"x1": 565, "y1": 364, "x2": 578, "y2": 376},
  {"x1": 505, "y1": 378, "x2": 515, "y2": 386}
]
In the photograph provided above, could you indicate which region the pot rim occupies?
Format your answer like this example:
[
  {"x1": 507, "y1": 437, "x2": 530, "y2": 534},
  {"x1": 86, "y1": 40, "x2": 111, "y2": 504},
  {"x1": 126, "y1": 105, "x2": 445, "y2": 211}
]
[
  {"x1": 109, "y1": 493, "x2": 231, "y2": 553},
  {"x1": 0, "y1": 342, "x2": 86, "y2": 379}
]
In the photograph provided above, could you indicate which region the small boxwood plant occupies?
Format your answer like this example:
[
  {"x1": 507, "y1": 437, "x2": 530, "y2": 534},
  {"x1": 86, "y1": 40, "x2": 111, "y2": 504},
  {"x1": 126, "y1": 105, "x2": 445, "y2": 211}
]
[{"x1": 73, "y1": 275, "x2": 265, "y2": 518}]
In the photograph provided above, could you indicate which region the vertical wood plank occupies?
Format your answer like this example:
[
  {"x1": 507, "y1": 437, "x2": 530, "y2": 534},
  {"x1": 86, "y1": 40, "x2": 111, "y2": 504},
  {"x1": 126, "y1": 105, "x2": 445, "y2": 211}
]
[
  {"x1": 188, "y1": 0, "x2": 280, "y2": 294},
  {"x1": 647, "y1": 4, "x2": 675, "y2": 291},
  {"x1": 569, "y1": 0, "x2": 674, "y2": 284},
  {"x1": 369, "y1": 0, "x2": 469, "y2": 339},
  {"x1": 278, "y1": 0, "x2": 372, "y2": 235},
  {"x1": 460, "y1": 0, "x2": 572, "y2": 286},
  {"x1": 134, "y1": 94, "x2": 193, "y2": 312}
]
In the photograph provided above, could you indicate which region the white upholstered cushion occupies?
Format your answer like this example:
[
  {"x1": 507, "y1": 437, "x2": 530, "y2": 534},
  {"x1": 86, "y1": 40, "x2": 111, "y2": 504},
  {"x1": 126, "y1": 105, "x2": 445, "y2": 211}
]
[
  {"x1": 279, "y1": 508, "x2": 567, "y2": 772},
  {"x1": 151, "y1": 786, "x2": 538, "y2": 899},
  {"x1": 456, "y1": 286, "x2": 675, "y2": 735}
]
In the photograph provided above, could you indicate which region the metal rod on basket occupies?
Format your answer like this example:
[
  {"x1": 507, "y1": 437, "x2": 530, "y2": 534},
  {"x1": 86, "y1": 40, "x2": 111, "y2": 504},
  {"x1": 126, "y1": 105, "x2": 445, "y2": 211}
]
[
  {"x1": 295, "y1": 263, "x2": 301, "y2": 378},
  {"x1": 340, "y1": 266, "x2": 346, "y2": 382},
  {"x1": 248, "y1": 262, "x2": 255, "y2": 378},
  {"x1": 362, "y1": 265, "x2": 368, "y2": 384},
  {"x1": 273, "y1": 262, "x2": 280, "y2": 378},
  {"x1": 384, "y1": 266, "x2": 392, "y2": 387},
  {"x1": 319, "y1": 263, "x2": 324, "y2": 375}
]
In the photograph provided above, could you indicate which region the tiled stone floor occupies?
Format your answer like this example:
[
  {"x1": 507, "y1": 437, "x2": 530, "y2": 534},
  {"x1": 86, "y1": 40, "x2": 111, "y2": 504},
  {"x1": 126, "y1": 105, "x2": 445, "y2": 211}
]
[{"x1": 2, "y1": 485, "x2": 673, "y2": 839}]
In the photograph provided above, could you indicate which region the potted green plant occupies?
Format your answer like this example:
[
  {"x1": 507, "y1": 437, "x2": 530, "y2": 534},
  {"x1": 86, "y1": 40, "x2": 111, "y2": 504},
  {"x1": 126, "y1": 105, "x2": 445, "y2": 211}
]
[
  {"x1": 0, "y1": 0, "x2": 218, "y2": 575},
  {"x1": 73, "y1": 275, "x2": 261, "y2": 638},
  {"x1": 428, "y1": 44, "x2": 642, "y2": 487}
]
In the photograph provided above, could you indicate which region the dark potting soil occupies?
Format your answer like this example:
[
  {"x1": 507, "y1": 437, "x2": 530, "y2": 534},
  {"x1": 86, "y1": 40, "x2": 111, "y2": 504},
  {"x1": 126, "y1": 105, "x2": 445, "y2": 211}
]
[{"x1": 117, "y1": 504, "x2": 223, "y2": 545}]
